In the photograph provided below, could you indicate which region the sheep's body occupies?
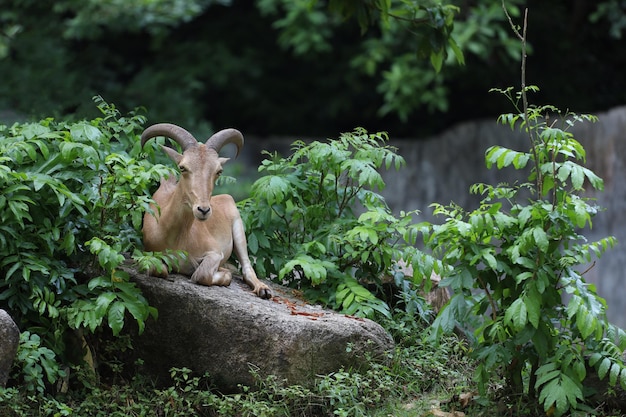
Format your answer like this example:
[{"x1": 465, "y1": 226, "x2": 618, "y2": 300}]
[{"x1": 141, "y1": 124, "x2": 271, "y2": 299}]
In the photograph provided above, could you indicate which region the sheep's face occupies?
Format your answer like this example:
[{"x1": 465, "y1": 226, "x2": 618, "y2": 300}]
[{"x1": 164, "y1": 144, "x2": 229, "y2": 221}]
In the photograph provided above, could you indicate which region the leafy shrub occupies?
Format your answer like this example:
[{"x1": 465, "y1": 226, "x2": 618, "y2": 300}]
[
  {"x1": 423, "y1": 84, "x2": 626, "y2": 415},
  {"x1": 13, "y1": 331, "x2": 65, "y2": 394},
  {"x1": 239, "y1": 128, "x2": 436, "y2": 318},
  {"x1": 420, "y1": 11, "x2": 626, "y2": 414},
  {"x1": 0, "y1": 97, "x2": 175, "y2": 391}
]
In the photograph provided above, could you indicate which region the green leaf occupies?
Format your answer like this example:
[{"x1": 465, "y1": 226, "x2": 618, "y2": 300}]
[
  {"x1": 482, "y1": 251, "x2": 497, "y2": 270},
  {"x1": 108, "y1": 301, "x2": 126, "y2": 336},
  {"x1": 4, "y1": 260, "x2": 22, "y2": 280},
  {"x1": 59, "y1": 142, "x2": 82, "y2": 160},
  {"x1": 523, "y1": 291, "x2": 541, "y2": 328},
  {"x1": 566, "y1": 295, "x2": 582, "y2": 320},
  {"x1": 512, "y1": 152, "x2": 530, "y2": 169},
  {"x1": 248, "y1": 232, "x2": 259, "y2": 254},
  {"x1": 538, "y1": 373, "x2": 583, "y2": 417},
  {"x1": 253, "y1": 175, "x2": 291, "y2": 205},
  {"x1": 514, "y1": 256, "x2": 535, "y2": 269},
  {"x1": 576, "y1": 307, "x2": 596, "y2": 340},
  {"x1": 345, "y1": 278, "x2": 374, "y2": 299},
  {"x1": 588, "y1": 352, "x2": 603, "y2": 367},
  {"x1": 515, "y1": 271, "x2": 533, "y2": 284},
  {"x1": 447, "y1": 37, "x2": 464, "y2": 65},
  {"x1": 430, "y1": 49, "x2": 443, "y2": 73},
  {"x1": 609, "y1": 363, "x2": 622, "y2": 386},
  {"x1": 279, "y1": 254, "x2": 332, "y2": 285},
  {"x1": 116, "y1": 290, "x2": 148, "y2": 322},
  {"x1": 21, "y1": 123, "x2": 51, "y2": 140},
  {"x1": 430, "y1": 302, "x2": 454, "y2": 338},
  {"x1": 573, "y1": 358, "x2": 586, "y2": 381},
  {"x1": 517, "y1": 205, "x2": 532, "y2": 227},
  {"x1": 582, "y1": 166, "x2": 603, "y2": 190},
  {"x1": 557, "y1": 163, "x2": 572, "y2": 183},
  {"x1": 485, "y1": 146, "x2": 506, "y2": 169},
  {"x1": 535, "y1": 362, "x2": 559, "y2": 387},
  {"x1": 70, "y1": 122, "x2": 102, "y2": 142},
  {"x1": 532, "y1": 227, "x2": 549, "y2": 252},
  {"x1": 351, "y1": 226, "x2": 379, "y2": 244},
  {"x1": 88, "y1": 276, "x2": 113, "y2": 291},
  {"x1": 31, "y1": 173, "x2": 49, "y2": 192},
  {"x1": 571, "y1": 164, "x2": 585, "y2": 190},
  {"x1": 94, "y1": 292, "x2": 116, "y2": 316},
  {"x1": 598, "y1": 357, "x2": 611, "y2": 380},
  {"x1": 342, "y1": 292, "x2": 355, "y2": 310},
  {"x1": 504, "y1": 298, "x2": 527, "y2": 332}
]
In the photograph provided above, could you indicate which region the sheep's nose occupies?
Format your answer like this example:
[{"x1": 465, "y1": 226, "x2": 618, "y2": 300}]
[{"x1": 197, "y1": 206, "x2": 211, "y2": 216}]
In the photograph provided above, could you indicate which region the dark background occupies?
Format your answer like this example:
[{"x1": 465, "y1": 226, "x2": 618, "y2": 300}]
[{"x1": 0, "y1": 0, "x2": 624, "y2": 138}]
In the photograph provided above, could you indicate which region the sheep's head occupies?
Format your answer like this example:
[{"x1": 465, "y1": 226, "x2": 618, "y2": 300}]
[{"x1": 141, "y1": 123, "x2": 243, "y2": 221}]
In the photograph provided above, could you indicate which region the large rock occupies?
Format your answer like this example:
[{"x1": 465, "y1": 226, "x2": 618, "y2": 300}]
[
  {"x1": 0, "y1": 309, "x2": 19, "y2": 387},
  {"x1": 125, "y1": 268, "x2": 394, "y2": 391}
]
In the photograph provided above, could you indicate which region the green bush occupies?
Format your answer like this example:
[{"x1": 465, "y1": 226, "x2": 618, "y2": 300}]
[
  {"x1": 239, "y1": 128, "x2": 437, "y2": 318},
  {"x1": 423, "y1": 85, "x2": 626, "y2": 415},
  {"x1": 420, "y1": 12, "x2": 626, "y2": 414},
  {"x1": 0, "y1": 97, "x2": 175, "y2": 392}
]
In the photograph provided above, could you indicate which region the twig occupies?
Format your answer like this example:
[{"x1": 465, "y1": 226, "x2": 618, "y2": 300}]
[
  {"x1": 580, "y1": 261, "x2": 596, "y2": 276},
  {"x1": 502, "y1": 3, "x2": 541, "y2": 193}
]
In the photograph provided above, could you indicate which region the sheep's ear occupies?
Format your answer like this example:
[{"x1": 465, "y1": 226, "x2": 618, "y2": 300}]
[
  {"x1": 161, "y1": 145, "x2": 183, "y2": 164},
  {"x1": 219, "y1": 157, "x2": 230, "y2": 166}
]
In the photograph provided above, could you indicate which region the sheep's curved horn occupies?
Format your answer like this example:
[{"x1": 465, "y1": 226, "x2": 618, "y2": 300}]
[
  {"x1": 141, "y1": 123, "x2": 198, "y2": 151},
  {"x1": 206, "y1": 128, "x2": 243, "y2": 158}
]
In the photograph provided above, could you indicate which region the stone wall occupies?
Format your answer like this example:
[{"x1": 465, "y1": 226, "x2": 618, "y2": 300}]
[{"x1": 243, "y1": 106, "x2": 626, "y2": 328}]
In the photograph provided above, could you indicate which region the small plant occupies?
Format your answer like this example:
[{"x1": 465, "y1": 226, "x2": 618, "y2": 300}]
[
  {"x1": 239, "y1": 128, "x2": 435, "y2": 317},
  {"x1": 13, "y1": 331, "x2": 65, "y2": 394},
  {"x1": 423, "y1": 8, "x2": 626, "y2": 416}
]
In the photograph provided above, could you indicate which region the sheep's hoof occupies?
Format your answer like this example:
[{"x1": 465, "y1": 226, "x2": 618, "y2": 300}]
[{"x1": 257, "y1": 287, "x2": 272, "y2": 299}]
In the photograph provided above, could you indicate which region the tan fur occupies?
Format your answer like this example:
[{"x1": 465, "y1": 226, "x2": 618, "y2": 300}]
[{"x1": 142, "y1": 125, "x2": 271, "y2": 299}]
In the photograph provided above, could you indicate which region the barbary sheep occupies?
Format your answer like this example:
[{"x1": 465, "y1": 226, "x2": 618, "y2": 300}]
[{"x1": 141, "y1": 123, "x2": 271, "y2": 299}]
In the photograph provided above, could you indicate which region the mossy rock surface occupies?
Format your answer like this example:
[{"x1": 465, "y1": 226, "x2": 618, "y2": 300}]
[{"x1": 125, "y1": 267, "x2": 394, "y2": 391}]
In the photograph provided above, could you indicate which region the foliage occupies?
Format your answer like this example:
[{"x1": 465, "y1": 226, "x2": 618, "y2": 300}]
[
  {"x1": 590, "y1": 0, "x2": 626, "y2": 39},
  {"x1": 420, "y1": 9, "x2": 626, "y2": 415},
  {"x1": 258, "y1": 0, "x2": 466, "y2": 121},
  {"x1": 422, "y1": 83, "x2": 626, "y2": 416},
  {"x1": 0, "y1": 10, "x2": 21, "y2": 60},
  {"x1": 0, "y1": 98, "x2": 176, "y2": 393},
  {"x1": 13, "y1": 332, "x2": 66, "y2": 395},
  {"x1": 4, "y1": 1, "x2": 625, "y2": 137},
  {"x1": 240, "y1": 128, "x2": 435, "y2": 318},
  {"x1": 56, "y1": 0, "x2": 218, "y2": 39}
]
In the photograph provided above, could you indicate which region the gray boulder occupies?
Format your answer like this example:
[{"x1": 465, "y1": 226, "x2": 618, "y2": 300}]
[
  {"x1": 125, "y1": 268, "x2": 394, "y2": 391},
  {"x1": 0, "y1": 309, "x2": 19, "y2": 387}
]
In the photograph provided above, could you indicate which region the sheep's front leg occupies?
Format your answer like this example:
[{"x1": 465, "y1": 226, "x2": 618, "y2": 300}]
[
  {"x1": 191, "y1": 251, "x2": 232, "y2": 287},
  {"x1": 232, "y1": 218, "x2": 272, "y2": 299}
]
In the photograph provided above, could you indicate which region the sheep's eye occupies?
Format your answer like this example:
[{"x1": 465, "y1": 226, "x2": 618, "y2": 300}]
[
  {"x1": 179, "y1": 165, "x2": 187, "y2": 173},
  {"x1": 216, "y1": 170, "x2": 223, "y2": 177}
]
